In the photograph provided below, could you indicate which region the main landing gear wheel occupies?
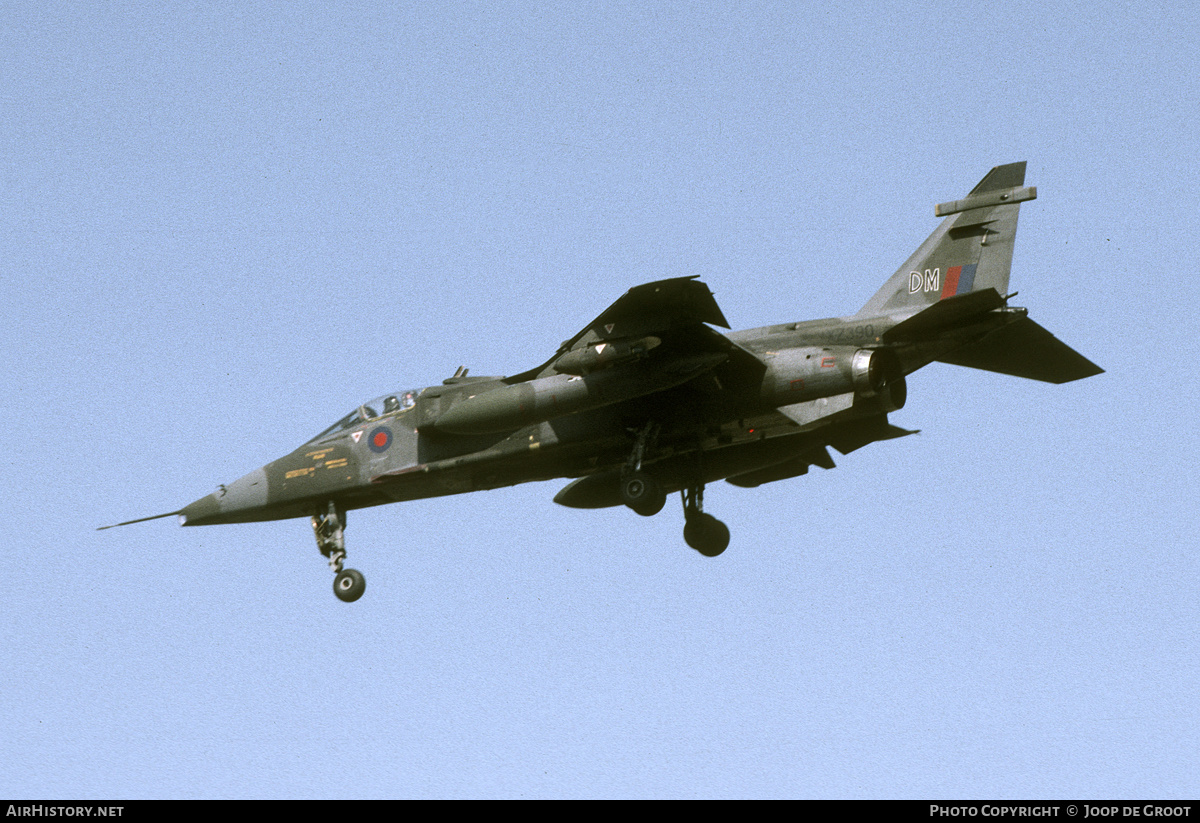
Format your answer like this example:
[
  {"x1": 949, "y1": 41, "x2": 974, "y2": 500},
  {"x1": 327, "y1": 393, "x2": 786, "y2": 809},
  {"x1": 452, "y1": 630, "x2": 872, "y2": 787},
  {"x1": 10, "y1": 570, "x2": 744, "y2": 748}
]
[
  {"x1": 620, "y1": 422, "x2": 665, "y2": 516},
  {"x1": 681, "y1": 483, "x2": 729, "y2": 557},
  {"x1": 620, "y1": 470, "x2": 666, "y2": 516},
  {"x1": 333, "y1": 568, "x2": 366, "y2": 602},
  {"x1": 684, "y1": 513, "x2": 730, "y2": 557}
]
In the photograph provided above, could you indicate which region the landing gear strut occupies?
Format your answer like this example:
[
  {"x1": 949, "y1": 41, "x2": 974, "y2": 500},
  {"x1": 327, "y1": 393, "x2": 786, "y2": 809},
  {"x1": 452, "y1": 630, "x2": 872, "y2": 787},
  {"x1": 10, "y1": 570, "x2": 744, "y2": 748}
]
[
  {"x1": 312, "y1": 502, "x2": 366, "y2": 602},
  {"x1": 681, "y1": 484, "x2": 730, "y2": 557},
  {"x1": 620, "y1": 422, "x2": 666, "y2": 516}
]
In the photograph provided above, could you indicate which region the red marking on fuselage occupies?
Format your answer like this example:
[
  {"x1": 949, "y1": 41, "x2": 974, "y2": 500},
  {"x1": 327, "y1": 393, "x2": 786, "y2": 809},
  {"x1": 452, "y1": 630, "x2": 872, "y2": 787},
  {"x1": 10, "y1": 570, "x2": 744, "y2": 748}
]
[{"x1": 941, "y1": 265, "x2": 962, "y2": 299}]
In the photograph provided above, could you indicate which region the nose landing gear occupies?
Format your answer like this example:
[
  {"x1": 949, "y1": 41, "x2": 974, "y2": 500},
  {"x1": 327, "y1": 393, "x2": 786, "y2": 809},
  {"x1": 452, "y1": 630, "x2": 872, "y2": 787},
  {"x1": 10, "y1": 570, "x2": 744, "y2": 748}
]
[{"x1": 312, "y1": 502, "x2": 366, "y2": 602}]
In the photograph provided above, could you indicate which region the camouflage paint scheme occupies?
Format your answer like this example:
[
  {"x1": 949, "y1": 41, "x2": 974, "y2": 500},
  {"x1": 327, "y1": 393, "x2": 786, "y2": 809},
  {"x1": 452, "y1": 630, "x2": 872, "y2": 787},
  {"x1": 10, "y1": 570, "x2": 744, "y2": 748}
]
[{"x1": 102, "y1": 163, "x2": 1102, "y2": 600}]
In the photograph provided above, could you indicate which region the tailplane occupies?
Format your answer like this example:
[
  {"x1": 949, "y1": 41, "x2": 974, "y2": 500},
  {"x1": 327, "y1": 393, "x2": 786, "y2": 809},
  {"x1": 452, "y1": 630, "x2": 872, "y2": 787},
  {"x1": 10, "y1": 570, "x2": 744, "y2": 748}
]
[
  {"x1": 857, "y1": 162, "x2": 1036, "y2": 318},
  {"x1": 934, "y1": 314, "x2": 1103, "y2": 384}
]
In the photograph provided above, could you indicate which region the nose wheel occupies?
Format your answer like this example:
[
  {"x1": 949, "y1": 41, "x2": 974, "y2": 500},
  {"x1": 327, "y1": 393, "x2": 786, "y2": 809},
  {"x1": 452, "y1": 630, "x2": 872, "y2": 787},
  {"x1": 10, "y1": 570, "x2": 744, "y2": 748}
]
[
  {"x1": 312, "y1": 502, "x2": 367, "y2": 602},
  {"x1": 333, "y1": 568, "x2": 366, "y2": 602}
]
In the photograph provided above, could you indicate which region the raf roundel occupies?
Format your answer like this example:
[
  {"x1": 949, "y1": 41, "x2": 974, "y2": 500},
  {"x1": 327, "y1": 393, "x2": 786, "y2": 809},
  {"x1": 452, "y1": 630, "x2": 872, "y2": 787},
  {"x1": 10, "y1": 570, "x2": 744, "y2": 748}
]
[{"x1": 367, "y1": 426, "x2": 393, "y2": 453}]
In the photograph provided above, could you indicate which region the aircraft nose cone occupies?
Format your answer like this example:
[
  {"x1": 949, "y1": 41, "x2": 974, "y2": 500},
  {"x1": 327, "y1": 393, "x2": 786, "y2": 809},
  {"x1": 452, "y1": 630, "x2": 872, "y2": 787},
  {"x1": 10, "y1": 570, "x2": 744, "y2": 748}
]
[
  {"x1": 179, "y1": 468, "x2": 270, "y2": 525},
  {"x1": 179, "y1": 492, "x2": 221, "y2": 526}
]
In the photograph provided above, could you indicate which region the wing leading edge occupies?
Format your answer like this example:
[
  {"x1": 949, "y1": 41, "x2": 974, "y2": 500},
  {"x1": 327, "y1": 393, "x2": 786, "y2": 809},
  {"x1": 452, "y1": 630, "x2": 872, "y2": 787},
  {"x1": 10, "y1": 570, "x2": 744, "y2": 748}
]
[{"x1": 507, "y1": 276, "x2": 759, "y2": 386}]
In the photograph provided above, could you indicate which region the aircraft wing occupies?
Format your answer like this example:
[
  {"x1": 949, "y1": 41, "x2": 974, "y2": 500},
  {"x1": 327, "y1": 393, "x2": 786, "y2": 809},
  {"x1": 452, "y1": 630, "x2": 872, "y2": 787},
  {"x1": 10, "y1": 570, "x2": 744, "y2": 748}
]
[
  {"x1": 509, "y1": 276, "x2": 762, "y2": 384},
  {"x1": 561, "y1": 275, "x2": 730, "y2": 349}
]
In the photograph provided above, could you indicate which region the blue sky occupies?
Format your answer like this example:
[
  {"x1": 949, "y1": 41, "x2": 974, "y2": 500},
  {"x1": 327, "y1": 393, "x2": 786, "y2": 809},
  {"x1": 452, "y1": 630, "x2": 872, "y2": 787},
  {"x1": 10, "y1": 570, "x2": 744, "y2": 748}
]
[{"x1": 3, "y1": 1, "x2": 1198, "y2": 798}]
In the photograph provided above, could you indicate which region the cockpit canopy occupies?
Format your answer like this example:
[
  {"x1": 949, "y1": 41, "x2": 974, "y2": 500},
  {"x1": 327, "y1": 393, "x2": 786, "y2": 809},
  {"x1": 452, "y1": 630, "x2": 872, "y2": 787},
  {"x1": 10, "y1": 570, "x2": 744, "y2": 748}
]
[{"x1": 307, "y1": 390, "x2": 419, "y2": 444}]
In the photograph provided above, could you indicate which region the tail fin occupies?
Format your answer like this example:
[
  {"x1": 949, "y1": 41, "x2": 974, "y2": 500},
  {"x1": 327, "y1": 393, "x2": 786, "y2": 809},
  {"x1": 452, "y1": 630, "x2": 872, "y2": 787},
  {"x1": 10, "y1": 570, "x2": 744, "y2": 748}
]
[{"x1": 856, "y1": 162, "x2": 1036, "y2": 318}]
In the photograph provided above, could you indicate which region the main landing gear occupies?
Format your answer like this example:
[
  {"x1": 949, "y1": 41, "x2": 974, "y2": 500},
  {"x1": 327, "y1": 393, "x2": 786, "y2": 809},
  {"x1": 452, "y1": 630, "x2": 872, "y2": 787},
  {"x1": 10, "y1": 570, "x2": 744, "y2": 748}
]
[
  {"x1": 312, "y1": 502, "x2": 366, "y2": 602},
  {"x1": 623, "y1": 475, "x2": 730, "y2": 556},
  {"x1": 620, "y1": 469, "x2": 666, "y2": 516},
  {"x1": 619, "y1": 423, "x2": 666, "y2": 516},
  {"x1": 681, "y1": 484, "x2": 730, "y2": 557},
  {"x1": 617, "y1": 426, "x2": 729, "y2": 557}
]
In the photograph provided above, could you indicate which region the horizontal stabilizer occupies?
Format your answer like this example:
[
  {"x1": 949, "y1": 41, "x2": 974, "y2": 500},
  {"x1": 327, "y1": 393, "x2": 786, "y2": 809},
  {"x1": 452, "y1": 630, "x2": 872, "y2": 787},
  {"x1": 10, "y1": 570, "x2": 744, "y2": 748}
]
[
  {"x1": 937, "y1": 316, "x2": 1104, "y2": 383},
  {"x1": 882, "y1": 289, "x2": 1004, "y2": 342}
]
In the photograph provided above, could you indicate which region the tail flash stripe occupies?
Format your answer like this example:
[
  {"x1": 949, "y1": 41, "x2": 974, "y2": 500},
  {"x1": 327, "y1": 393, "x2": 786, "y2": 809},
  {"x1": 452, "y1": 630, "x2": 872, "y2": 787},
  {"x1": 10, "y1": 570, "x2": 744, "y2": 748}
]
[
  {"x1": 941, "y1": 266, "x2": 962, "y2": 299},
  {"x1": 959, "y1": 263, "x2": 977, "y2": 294},
  {"x1": 939, "y1": 263, "x2": 978, "y2": 300}
]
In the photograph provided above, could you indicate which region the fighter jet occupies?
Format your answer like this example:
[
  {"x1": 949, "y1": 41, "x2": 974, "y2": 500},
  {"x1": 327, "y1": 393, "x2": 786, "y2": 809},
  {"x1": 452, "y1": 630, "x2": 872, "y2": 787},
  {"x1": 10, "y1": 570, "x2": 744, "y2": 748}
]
[{"x1": 101, "y1": 162, "x2": 1101, "y2": 602}]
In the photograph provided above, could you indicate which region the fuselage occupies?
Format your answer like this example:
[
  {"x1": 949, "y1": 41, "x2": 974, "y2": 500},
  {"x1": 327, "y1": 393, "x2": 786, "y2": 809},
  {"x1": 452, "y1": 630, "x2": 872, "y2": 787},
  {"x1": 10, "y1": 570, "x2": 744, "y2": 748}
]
[{"x1": 176, "y1": 307, "x2": 955, "y2": 528}]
